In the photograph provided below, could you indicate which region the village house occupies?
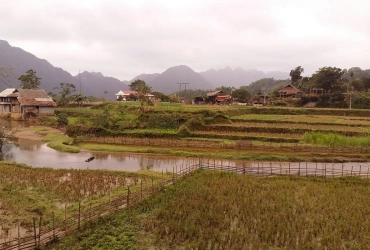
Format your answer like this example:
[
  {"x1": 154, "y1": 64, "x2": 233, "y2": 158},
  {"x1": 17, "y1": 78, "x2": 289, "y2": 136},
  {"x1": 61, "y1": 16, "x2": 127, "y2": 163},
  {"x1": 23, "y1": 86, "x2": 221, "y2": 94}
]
[
  {"x1": 254, "y1": 92, "x2": 269, "y2": 105},
  {"x1": 279, "y1": 84, "x2": 302, "y2": 98},
  {"x1": 0, "y1": 88, "x2": 56, "y2": 119},
  {"x1": 115, "y1": 90, "x2": 155, "y2": 102},
  {"x1": 206, "y1": 90, "x2": 231, "y2": 104}
]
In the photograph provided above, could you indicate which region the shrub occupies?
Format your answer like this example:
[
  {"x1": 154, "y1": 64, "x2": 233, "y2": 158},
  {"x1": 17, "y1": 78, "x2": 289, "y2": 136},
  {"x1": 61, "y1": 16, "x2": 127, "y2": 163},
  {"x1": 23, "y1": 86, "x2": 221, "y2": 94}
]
[
  {"x1": 56, "y1": 112, "x2": 69, "y2": 127},
  {"x1": 176, "y1": 125, "x2": 192, "y2": 137},
  {"x1": 39, "y1": 115, "x2": 57, "y2": 126},
  {"x1": 184, "y1": 115, "x2": 205, "y2": 130},
  {"x1": 146, "y1": 113, "x2": 178, "y2": 129}
]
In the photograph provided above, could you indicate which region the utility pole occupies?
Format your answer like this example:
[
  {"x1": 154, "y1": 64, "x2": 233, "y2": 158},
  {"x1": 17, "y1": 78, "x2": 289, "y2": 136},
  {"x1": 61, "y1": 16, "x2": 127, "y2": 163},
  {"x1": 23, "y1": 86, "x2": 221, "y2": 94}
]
[{"x1": 177, "y1": 83, "x2": 189, "y2": 103}]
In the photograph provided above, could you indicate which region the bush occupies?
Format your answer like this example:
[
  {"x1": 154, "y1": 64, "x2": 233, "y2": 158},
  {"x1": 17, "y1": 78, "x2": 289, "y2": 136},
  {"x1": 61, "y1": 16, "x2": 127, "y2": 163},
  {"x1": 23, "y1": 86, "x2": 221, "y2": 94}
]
[
  {"x1": 146, "y1": 113, "x2": 178, "y2": 129},
  {"x1": 56, "y1": 112, "x2": 69, "y2": 127},
  {"x1": 274, "y1": 100, "x2": 287, "y2": 106},
  {"x1": 176, "y1": 125, "x2": 192, "y2": 137},
  {"x1": 39, "y1": 116, "x2": 57, "y2": 126},
  {"x1": 66, "y1": 124, "x2": 105, "y2": 137},
  {"x1": 184, "y1": 115, "x2": 205, "y2": 130}
]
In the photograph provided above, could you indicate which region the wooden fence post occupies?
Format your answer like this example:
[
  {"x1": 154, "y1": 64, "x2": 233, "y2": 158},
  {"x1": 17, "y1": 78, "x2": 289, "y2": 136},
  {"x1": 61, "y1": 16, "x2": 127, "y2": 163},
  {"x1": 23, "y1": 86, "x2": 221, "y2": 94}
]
[
  {"x1": 127, "y1": 186, "x2": 130, "y2": 207},
  {"x1": 38, "y1": 217, "x2": 42, "y2": 245},
  {"x1": 78, "y1": 201, "x2": 81, "y2": 230},
  {"x1": 17, "y1": 220, "x2": 20, "y2": 249},
  {"x1": 64, "y1": 204, "x2": 67, "y2": 231},
  {"x1": 360, "y1": 165, "x2": 362, "y2": 177},
  {"x1": 52, "y1": 211, "x2": 55, "y2": 238},
  {"x1": 33, "y1": 217, "x2": 37, "y2": 248}
]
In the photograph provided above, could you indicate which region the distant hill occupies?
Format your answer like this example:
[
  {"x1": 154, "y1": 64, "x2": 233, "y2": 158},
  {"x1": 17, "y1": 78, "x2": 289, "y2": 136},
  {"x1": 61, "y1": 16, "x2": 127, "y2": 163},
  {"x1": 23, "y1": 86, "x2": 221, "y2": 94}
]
[
  {"x1": 0, "y1": 39, "x2": 290, "y2": 99},
  {"x1": 76, "y1": 71, "x2": 128, "y2": 100},
  {"x1": 199, "y1": 67, "x2": 288, "y2": 88},
  {"x1": 0, "y1": 40, "x2": 79, "y2": 92},
  {"x1": 147, "y1": 65, "x2": 214, "y2": 94},
  {"x1": 0, "y1": 40, "x2": 127, "y2": 100},
  {"x1": 130, "y1": 73, "x2": 160, "y2": 84}
]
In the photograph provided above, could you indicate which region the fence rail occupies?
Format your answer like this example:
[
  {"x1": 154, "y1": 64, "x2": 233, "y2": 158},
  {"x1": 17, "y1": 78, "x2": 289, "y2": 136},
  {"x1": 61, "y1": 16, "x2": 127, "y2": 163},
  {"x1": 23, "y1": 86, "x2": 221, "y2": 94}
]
[
  {"x1": 199, "y1": 161, "x2": 370, "y2": 178},
  {"x1": 1, "y1": 159, "x2": 369, "y2": 249}
]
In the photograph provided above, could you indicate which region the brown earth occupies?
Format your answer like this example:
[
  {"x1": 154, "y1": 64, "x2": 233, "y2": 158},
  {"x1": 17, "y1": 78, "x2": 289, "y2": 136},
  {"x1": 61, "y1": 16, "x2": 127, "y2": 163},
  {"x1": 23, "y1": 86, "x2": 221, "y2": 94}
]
[{"x1": 11, "y1": 126, "x2": 63, "y2": 141}]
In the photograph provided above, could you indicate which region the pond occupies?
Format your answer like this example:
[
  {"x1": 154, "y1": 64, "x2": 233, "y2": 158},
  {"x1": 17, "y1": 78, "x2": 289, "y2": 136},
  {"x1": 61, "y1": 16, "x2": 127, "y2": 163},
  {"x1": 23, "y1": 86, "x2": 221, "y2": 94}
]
[{"x1": 2, "y1": 138, "x2": 198, "y2": 172}]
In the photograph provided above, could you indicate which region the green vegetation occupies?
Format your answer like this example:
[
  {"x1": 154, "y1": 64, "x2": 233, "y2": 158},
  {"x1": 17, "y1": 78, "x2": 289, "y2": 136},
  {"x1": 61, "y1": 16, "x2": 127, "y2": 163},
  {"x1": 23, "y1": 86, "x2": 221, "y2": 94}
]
[
  {"x1": 43, "y1": 133, "x2": 80, "y2": 153},
  {"x1": 45, "y1": 102, "x2": 370, "y2": 162},
  {"x1": 48, "y1": 170, "x2": 370, "y2": 249},
  {"x1": 304, "y1": 132, "x2": 370, "y2": 147}
]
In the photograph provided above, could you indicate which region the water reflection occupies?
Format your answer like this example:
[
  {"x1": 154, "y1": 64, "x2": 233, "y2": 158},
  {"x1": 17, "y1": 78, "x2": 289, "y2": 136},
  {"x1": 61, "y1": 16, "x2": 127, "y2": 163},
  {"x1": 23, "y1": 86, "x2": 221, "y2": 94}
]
[{"x1": 1, "y1": 139, "x2": 195, "y2": 172}]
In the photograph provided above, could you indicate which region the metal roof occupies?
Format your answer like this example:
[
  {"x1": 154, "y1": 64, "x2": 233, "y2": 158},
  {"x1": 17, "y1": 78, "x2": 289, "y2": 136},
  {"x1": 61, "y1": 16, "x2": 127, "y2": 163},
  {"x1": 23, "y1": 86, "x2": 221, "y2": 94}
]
[{"x1": 0, "y1": 88, "x2": 16, "y2": 97}]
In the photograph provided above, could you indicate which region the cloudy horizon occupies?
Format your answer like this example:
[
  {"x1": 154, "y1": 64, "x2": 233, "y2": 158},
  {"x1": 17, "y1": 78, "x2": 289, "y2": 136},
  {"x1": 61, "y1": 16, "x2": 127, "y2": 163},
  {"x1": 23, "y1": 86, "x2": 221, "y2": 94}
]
[{"x1": 1, "y1": 0, "x2": 370, "y2": 81}]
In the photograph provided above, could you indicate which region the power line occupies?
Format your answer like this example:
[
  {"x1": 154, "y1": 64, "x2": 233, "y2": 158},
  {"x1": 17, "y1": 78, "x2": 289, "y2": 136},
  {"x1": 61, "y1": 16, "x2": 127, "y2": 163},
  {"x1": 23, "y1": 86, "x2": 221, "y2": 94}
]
[{"x1": 177, "y1": 83, "x2": 189, "y2": 101}]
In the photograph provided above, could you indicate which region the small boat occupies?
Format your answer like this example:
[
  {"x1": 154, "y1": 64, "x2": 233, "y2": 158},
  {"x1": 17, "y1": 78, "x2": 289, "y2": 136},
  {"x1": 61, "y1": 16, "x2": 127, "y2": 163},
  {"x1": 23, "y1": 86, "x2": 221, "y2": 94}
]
[{"x1": 85, "y1": 157, "x2": 95, "y2": 162}]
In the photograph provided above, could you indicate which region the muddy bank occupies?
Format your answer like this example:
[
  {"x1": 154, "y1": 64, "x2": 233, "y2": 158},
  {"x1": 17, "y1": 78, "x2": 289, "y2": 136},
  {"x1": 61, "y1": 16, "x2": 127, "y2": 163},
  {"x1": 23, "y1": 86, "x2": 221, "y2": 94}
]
[{"x1": 11, "y1": 126, "x2": 64, "y2": 141}]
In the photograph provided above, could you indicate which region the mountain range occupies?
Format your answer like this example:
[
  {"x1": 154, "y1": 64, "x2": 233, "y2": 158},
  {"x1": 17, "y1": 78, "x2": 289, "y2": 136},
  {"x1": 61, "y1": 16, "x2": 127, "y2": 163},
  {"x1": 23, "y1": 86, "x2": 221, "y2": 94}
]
[{"x1": 0, "y1": 39, "x2": 288, "y2": 100}]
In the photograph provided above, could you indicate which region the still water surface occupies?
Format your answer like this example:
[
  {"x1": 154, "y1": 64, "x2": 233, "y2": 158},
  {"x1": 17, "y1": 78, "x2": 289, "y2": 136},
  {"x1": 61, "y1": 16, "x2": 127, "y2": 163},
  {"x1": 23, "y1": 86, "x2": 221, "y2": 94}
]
[{"x1": 2, "y1": 138, "x2": 195, "y2": 172}]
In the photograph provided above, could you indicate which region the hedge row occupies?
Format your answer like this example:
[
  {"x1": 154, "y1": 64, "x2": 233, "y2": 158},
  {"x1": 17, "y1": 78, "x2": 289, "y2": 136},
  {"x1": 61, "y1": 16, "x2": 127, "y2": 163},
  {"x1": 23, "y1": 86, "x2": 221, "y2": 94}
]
[{"x1": 201, "y1": 125, "x2": 368, "y2": 137}]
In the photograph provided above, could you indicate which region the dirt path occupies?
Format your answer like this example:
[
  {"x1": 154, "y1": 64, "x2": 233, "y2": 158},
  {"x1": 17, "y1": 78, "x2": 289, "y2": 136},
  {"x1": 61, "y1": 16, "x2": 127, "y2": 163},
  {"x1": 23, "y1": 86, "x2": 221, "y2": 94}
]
[{"x1": 11, "y1": 126, "x2": 64, "y2": 141}]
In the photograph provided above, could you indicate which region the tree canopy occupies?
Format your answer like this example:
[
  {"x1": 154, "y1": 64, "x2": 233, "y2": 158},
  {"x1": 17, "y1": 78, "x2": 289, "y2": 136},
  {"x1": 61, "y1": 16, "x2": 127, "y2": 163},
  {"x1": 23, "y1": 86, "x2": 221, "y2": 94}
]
[
  {"x1": 290, "y1": 66, "x2": 304, "y2": 86},
  {"x1": 310, "y1": 67, "x2": 344, "y2": 93},
  {"x1": 18, "y1": 69, "x2": 41, "y2": 89},
  {"x1": 129, "y1": 79, "x2": 153, "y2": 113},
  {"x1": 54, "y1": 82, "x2": 76, "y2": 105},
  {"x1": 231, "y1": 88, "x2": 251, "y2": 103}
]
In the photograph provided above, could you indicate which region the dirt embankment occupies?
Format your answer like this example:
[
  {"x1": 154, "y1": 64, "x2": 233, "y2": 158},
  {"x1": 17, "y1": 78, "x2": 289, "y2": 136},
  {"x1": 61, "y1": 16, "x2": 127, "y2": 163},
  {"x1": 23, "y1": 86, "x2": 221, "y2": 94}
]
[{"x1": 11, "y1": 126, "x2": 63, "y2": 141}]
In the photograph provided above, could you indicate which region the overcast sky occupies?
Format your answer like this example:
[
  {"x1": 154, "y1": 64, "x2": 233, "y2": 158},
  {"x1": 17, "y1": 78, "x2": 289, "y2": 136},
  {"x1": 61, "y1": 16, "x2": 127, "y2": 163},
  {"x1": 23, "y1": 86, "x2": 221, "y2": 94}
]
[{"x1": 1, "y1": 0, "x2": 370, "y2": 81}]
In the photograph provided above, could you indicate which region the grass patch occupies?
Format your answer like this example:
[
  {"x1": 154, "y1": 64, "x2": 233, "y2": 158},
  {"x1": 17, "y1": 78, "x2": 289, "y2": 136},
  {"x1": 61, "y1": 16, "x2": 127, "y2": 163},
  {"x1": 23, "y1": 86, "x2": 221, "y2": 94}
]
[
  {"x1": 43, "y1": 133, "x2": 80, "y2": 153},
  {"x1": 79, "y1": 143, "x2": 292, "y2": 161},
  {"x1": 304, "y1": 132, "x2": 370, "y2": 147}
]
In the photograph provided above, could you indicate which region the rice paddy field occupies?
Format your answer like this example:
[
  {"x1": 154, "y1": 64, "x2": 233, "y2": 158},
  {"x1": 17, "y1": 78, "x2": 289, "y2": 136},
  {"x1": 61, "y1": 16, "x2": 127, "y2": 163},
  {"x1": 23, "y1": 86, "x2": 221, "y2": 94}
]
[
  {"x1": 5, "y1": 103, "x2": 370, "y2": 249},
  {"x1": 0, "y1": 162, "x2": 168, "y2": 245},
  {"x1": 46, "y1": 169, "x2": 370, "y2": 249},
  {"x1": 50, "y1": 103, "x2": 370, "y2": 162}
]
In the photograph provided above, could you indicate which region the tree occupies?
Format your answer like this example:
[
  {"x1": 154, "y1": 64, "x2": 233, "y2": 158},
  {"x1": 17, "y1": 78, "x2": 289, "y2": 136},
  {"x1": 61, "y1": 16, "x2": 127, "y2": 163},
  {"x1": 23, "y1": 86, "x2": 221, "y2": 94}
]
[
  {"x1": 129, "y1": 79, "x2": 153, "y2": 113},
  {"x1": 75, "y1": 93, "x2": 86, "y2": 106},
  {"x1": 54, "y1": 83, "x2": 76, "y2": 105},
  {"x1": 310, "y1": 67, "x2": 344, "y2": 93},
  {"x1": 231, "y1": 88, "x2": 251, "y2": 103},
  {"x1": 290, "y1": 66, "x2": 304, "y2": 86},
  {"x1": 18, "y1": 69, "x2": 41, "y2": 89},
  {"x1": 152, "y1": 91, "x2": 170, "y2": 102},
  {"x1": 216, "y1": 86, "x2": 235, "y2": 95}
]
